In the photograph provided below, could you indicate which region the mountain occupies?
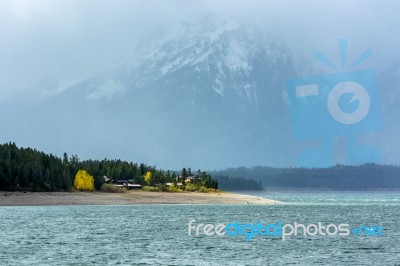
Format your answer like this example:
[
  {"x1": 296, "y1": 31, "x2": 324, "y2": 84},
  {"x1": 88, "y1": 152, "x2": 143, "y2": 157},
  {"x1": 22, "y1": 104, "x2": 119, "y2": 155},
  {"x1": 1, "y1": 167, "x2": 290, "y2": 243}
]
[
  {"x1": 1, "y1": 17, "x2": 300, "y2": 169},
  {"x1": 374, "y1": 59, "x2": 400, "y2": 164},
  {"x1": 3, "y1": 16, "x2": 397, "y2": 169}
]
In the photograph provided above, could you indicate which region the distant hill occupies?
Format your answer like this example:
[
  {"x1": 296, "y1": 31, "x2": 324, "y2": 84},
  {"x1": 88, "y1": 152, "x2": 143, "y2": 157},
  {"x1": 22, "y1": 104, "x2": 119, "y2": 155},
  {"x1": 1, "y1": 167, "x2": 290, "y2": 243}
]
[
  {"x1": 214, "y1": 175, "x2": 264, "y2": 191},
  {"x1": 212, "y1": 164, "x2": 400, "y2": 190}
]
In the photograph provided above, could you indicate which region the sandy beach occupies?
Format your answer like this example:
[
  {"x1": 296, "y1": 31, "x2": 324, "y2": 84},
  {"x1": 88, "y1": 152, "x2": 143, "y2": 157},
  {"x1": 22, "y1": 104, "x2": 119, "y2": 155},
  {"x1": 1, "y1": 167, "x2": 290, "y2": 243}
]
[{"x1": 0, "y1": 191, "x2": 280, "y2": 206}]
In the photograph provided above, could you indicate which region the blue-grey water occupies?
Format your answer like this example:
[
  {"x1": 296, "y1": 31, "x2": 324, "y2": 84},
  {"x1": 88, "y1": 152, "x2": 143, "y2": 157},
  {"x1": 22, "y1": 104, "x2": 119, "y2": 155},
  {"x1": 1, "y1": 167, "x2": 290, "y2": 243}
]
[{"x1": 0, "y1": 192, "x2": 399, "y2": 265}]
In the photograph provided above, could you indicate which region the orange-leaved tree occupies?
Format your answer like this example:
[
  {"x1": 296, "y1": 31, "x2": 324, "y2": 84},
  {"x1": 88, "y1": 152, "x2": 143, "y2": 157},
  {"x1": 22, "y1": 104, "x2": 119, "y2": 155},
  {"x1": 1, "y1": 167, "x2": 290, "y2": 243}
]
[{"x1": 74, "y1": 170, "x2": 94, "y2": 191}]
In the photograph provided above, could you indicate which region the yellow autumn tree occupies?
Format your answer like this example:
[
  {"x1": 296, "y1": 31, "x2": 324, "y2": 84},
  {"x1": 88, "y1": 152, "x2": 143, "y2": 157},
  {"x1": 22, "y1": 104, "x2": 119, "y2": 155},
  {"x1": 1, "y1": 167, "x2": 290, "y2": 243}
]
[
  {"x1": 74, "y1": 170, "x2": 94, "y2": 191},
  {"x1": 144, "y1": 171, "x2": 152, "y2": 185}
]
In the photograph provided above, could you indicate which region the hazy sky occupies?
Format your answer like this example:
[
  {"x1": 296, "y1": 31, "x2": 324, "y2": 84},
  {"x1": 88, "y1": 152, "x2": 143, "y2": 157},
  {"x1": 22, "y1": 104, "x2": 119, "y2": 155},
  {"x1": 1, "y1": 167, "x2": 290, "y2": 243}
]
[
  {"x1": 1, "y1": 0, "x2": 400, "y2": 169},
  {"x1": 1, "y1": 0, "x2": 400, "y2": 98}
]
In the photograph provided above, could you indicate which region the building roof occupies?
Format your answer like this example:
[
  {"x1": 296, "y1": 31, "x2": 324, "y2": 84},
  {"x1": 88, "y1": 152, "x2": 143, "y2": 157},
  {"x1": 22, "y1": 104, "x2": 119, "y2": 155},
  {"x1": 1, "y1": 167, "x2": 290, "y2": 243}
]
[{"x1": 127, "y1": 184, "x2": 142, "y2": 188}]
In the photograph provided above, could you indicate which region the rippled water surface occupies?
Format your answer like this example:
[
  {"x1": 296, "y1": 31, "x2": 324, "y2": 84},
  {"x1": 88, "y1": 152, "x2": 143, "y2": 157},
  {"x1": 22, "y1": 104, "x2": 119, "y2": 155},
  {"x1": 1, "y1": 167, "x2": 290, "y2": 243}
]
[{"x1": 0, "y1": 192, "x2": 399, "y2": 265}]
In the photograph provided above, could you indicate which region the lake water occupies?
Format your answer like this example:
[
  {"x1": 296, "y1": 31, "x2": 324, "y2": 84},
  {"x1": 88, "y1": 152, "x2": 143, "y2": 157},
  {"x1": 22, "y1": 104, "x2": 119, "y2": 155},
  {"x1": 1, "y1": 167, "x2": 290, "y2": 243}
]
[{"x1": 0, "y1": 192, "x2": 399, "y2": 265}]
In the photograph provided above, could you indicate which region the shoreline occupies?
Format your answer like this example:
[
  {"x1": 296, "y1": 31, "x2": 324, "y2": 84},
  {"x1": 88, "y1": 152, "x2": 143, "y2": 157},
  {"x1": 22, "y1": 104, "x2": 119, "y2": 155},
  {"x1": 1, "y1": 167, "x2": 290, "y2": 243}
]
[{"x1": 0, "y1": 191, "x2": 280, "y2": 206}]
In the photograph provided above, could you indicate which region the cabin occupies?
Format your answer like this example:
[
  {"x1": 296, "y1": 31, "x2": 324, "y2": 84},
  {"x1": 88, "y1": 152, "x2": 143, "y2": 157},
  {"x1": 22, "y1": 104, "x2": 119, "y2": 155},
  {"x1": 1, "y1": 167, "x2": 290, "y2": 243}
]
[
  {"x1": 127, "y1": 184, "x2": 142, "y2": 189},
  {"x1": 185, "y1": 176, "x2": 201, "y2": 184},
  {"x1": 116, "y1": 180, "x2": 129, "y2": 185},
  {"x1": 105, "y1": 177, "x2": 142, "y2": 189}
]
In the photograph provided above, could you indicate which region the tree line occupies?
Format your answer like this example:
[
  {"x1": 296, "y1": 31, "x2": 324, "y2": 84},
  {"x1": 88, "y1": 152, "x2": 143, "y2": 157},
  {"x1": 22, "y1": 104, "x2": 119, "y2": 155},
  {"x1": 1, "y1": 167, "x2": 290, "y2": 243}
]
[
  {"x1": 6, "y1": 142, "x2": 398, "y2": 192},
  {"x1": 213, "y1": 164, "x2": 400, "y2": 190},
  {"x1": 214, "y1": 175, "x2": 264, "y2": 191},
  {"x1": 0, "y1": 142, "x2": 218, "y2": 191}
]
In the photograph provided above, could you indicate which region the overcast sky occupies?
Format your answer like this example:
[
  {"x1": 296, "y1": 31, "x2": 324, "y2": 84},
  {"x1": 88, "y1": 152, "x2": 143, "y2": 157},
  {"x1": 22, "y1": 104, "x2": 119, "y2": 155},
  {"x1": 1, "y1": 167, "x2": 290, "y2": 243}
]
[
  {"x1": 1, "y1": 0, "x2": 400, "y2": 98},
  {"x1": 1, "y1": 0, "x2": 400, "y2": 169}
]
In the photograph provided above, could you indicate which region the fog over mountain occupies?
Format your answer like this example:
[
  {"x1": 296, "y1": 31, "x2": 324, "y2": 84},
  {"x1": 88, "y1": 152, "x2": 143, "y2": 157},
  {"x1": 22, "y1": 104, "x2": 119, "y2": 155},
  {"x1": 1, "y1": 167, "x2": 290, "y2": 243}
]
[{"x1": 1, "y1": 0, "x2": 400, "y2": 169}]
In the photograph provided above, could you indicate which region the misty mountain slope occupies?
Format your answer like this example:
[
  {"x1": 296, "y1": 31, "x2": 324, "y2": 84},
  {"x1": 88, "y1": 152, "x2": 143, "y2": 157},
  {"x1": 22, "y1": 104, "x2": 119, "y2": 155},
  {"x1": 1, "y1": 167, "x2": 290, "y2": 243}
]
[
  {"x1": 3, "y1": 18, "x2": 303, "y2": 169},
  {"x1": 374, "y1": 60, "x2": 400, "y2": 163}
]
